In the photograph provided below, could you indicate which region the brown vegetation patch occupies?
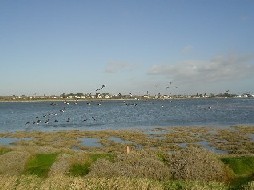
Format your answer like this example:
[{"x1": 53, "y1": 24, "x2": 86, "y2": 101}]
[
  {"x1": 0, "y1": 151, "x2": 30, "y2": 175},
  {"x1": 88, "y1": 151, "x2": 171, "y2": 181},
  {"x1": 165, "y1": 146, "x2": 232, "y2": 182}
]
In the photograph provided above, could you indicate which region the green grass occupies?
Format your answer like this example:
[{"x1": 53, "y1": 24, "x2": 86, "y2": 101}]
[
  {"x1": 69, "y1": 162, "x2": 91, "y2": 176},
  {"x1": 69, "y1": 153, "x2": 114, "y2": 177},
  {"x1": 0, "y1": 147, "x2": 11, "y2": 155},
  {"x1": 23, "y1": 153, "x2": 58, "y2": 178},
  {"x1": 221, "y1": 156, "x2": 254, "y2": 175},
  {"x1": 221, "y1": 156, "x2": 254, "y2": 189}
]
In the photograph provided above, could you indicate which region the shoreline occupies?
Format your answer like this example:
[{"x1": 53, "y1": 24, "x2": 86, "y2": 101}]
[{"x1": 0, "y1": 96, "x2": 251, "y2": 103}]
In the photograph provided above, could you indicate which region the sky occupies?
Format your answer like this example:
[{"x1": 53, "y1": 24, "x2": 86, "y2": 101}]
[{"x1": 0, "y1": 0, "x2": 254, "y2": 96}]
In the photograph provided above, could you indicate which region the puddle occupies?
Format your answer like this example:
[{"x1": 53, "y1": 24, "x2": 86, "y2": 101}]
[
  {"x1": 178, "y1": 142, "x2": 188, "y2": 148},
  {"x1": 135, "y1": 144, "x2": 143, "y2": 150},
  {"x1": 108, "y1": 137, "x2": 133, "y2": 144},
  {"x1": 71, "y1": 145, "x2": 81, "y2": 151},
  {"x1": 0, "y1": 137, "x2": 32, "y2": 146},
  {"x1": 79, "y1": 137, "x2": 102, "y2": 147},
  {"x1": 197, "y1": 141, "x2": 228, "y2": 154},
  {"x1": 177, "y1": 141, "x2": 227, "y2": 154}
]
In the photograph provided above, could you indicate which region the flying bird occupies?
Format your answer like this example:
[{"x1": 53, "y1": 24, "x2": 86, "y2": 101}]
[{"x1": 96, "y1": 84, "x2": 106, "y2": 91}]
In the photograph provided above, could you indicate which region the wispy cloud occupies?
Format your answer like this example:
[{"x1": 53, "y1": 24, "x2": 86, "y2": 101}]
[
  {"x1": 105, "y1": 61, "x2": 134, "y2": 73},
  {"x1": 148, "y1": 53, "x2": 254, "y2": 84},
  {"x1": 181, "y1": 45, "x2": 193, "y2": 54}
]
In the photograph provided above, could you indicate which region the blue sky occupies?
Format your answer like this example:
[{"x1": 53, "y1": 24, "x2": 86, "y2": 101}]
[{"x1": 0, "y1": 0, "x2": 254, "y2": 96}]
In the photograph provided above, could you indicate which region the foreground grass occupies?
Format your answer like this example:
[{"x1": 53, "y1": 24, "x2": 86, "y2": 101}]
[
  {"x1": 0, "y1": 126, "x2": 253, "y2": 189},
  {"x1": 0, "y1": 175, "x2": 230, "y2": 190},
  {"x1": 0, "y1": 151, "x2": 253, "y2": 189},
  {"x1": 23, "y1": 153, "x2": 58, "y2": 178},
  {"x1": 221, "y1": 156, "x2": 254, "y2": 189}
]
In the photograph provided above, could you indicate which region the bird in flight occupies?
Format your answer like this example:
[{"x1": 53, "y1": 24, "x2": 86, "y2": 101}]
[{"x1": 96, "y1": 84, "x2": 106, "y2": 91}]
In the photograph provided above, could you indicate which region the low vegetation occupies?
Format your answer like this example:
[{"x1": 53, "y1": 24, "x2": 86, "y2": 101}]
[
  {"x1": 88, "y1": 151, "x2": 171, "y2": 181},
  {"x1": 23, "y1": 153, "x2": 58, "y2": 177},
  {"x1": 221, "y1": 156, "x2": 254, "y2": 189},
  {"x1": 0, "y1": 126, "x2": 253, "y2": 189},
  {"x1": 0, "y1": 147, "x2": 11, "y2": 155},
  {"x1": 69, "y1": 153, "x2": 114, "y2": 177},
  {"x1": 165, "y1": 146, "x2": 232, "y2": 182}
]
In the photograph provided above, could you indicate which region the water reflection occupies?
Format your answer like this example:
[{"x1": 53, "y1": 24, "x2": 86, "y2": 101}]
[
  {"x1": 79, "y1": 137, "x2": 102, "y2": 147},
  {"x1": 0, "y1": 137, "x2": 32, "y2": 146}
]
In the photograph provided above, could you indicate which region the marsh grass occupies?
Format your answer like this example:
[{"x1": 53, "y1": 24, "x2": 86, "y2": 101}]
[
  {"x1": 0, "y1": 175, "x2": 165, "y2": 190},
  {"x1": 88, "y1": 151, "x2": 171, "y2": 181},
  {"x1": 221, "y1": 156, "x2": 254, "y2": 175},
  {"x1": 163, "y1": 180, "x2": 229, "y2": 190},
  {"x1": 0, "y1": 151, "x2": 30, "y2": 175},
  {"x1": 23, "y1": 153, "x2": 58, "y2": 177},
  {"x1": 69, "y1": 162, "x2": 90, "y2": 176},
  {"x1": 0, "y1": 147, "x2": 11, "y2": 155},
  {"x1": 221, "y1": 156, "x2": 254, "y2": 189},
  {"x1": 164, "y1": 146, "x2": 231, "y2": 182},
  {"x1": 69, "y1": 153, "x2": 115, "y2": 177},
  {"x1": 0, "y1": 174, "x2": 231, "y2": 190},
  {"x1": 0, "y1": 126, "x2": 254, "y2": 189},
  {"x1": 1, "y1": 126, "x2": 252, "y2": 154}
]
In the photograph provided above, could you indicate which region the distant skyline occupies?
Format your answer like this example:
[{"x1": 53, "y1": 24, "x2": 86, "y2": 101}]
[{"x1": 1, "y1": 0, "x2": 254, "y2": 96}]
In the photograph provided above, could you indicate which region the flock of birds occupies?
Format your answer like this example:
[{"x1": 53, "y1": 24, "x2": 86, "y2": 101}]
[
  {"x1": 24, "y1": 85, "x2": 108, "y2": 127},
  {"x1": 23, "y1": 82, "x2": 213, "y2": 128},
  {"x1": 24, "y1": 100, "x2": 141, "y2": 128},
  {"x1": 24, "y1": 84, "x2": 140, "y2": 128},
  {"x1": 25, "y1": 102, "x2": 67, "y2": 126}
]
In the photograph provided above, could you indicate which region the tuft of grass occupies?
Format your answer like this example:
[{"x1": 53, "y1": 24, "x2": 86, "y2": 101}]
[
  {"x1": 69, "y1": 153, "x2": 114, "y2": 177},
  {"x1": 24, "y1": 153, "x2": 58, "y2": 178}
]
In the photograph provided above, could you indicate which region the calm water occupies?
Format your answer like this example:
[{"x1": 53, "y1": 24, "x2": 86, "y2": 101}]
[{"x1": 0, "y1": 98, "x2": 253, "y2": 132}]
